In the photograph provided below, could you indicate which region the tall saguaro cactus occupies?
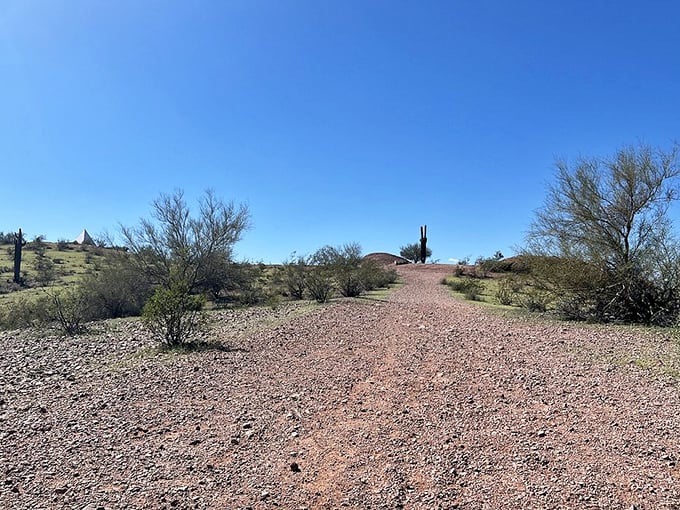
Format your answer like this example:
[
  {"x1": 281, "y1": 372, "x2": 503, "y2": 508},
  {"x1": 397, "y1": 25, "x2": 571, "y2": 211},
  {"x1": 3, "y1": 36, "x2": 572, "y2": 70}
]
[
  {"x1": 13, "y1": 228, "x2": 26, "y2": 285},
  {"x1": 420, "y1": 225, "x2": 428, "y2": 263}
]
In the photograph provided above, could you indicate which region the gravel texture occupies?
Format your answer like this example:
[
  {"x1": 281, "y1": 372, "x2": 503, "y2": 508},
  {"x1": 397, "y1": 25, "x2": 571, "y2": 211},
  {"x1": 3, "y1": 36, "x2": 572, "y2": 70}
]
[{"x1": 2, "y1": 264, "x2": 680, "y2": 509}]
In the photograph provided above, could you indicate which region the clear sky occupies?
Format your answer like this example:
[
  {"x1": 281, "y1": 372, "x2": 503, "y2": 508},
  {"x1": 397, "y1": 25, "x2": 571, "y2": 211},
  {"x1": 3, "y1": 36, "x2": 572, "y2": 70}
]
[{"x1": 2, "y1": 1, "x2": 679, "y2": 263}]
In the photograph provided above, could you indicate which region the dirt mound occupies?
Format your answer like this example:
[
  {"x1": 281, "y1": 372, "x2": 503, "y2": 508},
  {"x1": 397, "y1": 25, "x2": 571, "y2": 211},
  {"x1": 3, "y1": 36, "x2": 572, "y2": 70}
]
[{"x1": 363, "y1": 252, "x2": 411, "y2": 265}]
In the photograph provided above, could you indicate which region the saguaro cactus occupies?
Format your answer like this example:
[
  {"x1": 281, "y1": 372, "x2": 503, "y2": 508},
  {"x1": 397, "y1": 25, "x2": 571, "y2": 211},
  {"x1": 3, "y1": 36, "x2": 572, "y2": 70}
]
[
  {"x1": 420, "y1": 225, "x2": 427, "y2": 263},
  {"x1": 13, "y1": 228, "x2": 26, "y2": 285}
]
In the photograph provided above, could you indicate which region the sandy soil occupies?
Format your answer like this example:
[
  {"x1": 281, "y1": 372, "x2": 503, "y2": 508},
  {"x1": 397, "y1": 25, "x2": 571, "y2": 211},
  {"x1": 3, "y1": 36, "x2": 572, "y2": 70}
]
[{"x1": 2, "y1": 264, "x2": 680, "y2": 509}]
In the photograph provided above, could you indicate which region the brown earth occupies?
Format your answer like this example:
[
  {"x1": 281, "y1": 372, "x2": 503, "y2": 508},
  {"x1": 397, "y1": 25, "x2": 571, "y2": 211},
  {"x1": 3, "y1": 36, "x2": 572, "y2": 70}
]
[
  {"x1": 2, "y1": 264, "x2": 680, "y2": 509},
  {"x1": 363, "y1": 252, "x2": 411, "y2": 265}
]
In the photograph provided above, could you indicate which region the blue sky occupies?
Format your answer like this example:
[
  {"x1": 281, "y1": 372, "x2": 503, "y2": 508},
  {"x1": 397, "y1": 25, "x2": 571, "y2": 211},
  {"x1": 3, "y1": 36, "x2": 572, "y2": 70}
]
[{"x1": 2, "y1": 1, "x2": 679, "y2": 263}]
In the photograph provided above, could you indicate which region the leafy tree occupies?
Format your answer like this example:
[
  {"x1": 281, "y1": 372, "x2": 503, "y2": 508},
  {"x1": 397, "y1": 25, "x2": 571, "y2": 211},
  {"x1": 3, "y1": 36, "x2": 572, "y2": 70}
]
[
  {"x1": 526, "y1": 143, "x2": 680, "y2": 325},
  {"x1": 399, "y1": 243, "x2": 432, "y2": 263},
  {"x1": 121, "y1": 189, "x2": 250, "y2": 292},
  {"x1": 122, "y1": 189, "x2": 250, "y2": 343}
]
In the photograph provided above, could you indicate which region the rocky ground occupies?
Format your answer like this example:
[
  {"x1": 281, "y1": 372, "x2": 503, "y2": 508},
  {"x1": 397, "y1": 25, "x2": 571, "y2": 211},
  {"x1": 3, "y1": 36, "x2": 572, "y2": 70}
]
[{"x1": 2, "y1": 264, "x2": 680, "y2": 509}]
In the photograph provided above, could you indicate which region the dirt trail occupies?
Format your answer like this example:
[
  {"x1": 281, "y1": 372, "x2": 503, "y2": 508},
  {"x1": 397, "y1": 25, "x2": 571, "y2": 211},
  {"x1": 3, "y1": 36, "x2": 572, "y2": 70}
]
[{"x1": 2, "y1": 264, "x2": 680, "y2": 509}]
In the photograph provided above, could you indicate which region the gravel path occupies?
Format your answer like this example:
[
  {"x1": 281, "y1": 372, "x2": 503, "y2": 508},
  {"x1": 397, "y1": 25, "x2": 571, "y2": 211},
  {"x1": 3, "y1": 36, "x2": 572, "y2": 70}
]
[{"x1": 2, "y1": 264, "x2": 680, "y2": 509}]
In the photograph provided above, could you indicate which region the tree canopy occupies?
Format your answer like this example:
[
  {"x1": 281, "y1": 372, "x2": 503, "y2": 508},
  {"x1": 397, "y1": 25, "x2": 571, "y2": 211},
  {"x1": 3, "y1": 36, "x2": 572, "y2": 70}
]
[{"x1": 526, "y1": 143, "x2": 680, "y2": 325}]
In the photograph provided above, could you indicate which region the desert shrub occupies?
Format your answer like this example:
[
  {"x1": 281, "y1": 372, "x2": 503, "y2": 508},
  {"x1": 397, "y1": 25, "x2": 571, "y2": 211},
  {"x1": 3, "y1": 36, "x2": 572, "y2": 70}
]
[
  {"x1": 47, "y1": 287, "x2": 90, "y2": 335},
  {"x1": 0, "y1": 232, "x2": 15, "y2": 244},
  {"x1": 306, "y1": 268, "x2": 334, "y2": 303},
  {"x1": 236, "y1": 270, "x2": 268, "y2": 305},
  {"x1": 555, "y1": 295, "x2": 590, "y2": 321},
  {"x1": 444, "y1": 278, "x2": 465, "y2": 292},
  {"x1": 279, "y1": 255, "x2": 308, "y2": 299},
  {"x1": 142, "y1": 283, "x2": 208, "y2": 347},
  {"x1": 518, "y1": 288, "x2": 552, "y2": 312},
  {"x1": 461, "y1": 279, "x2": 484, "y2": 300},
  {"x1": 33, "y1": 251, "x2": 56, "y2": 286},
  {"x1": 445, "y1": 277, "x2": 484, "y2": 301},
  {"x1": 80, "y1": 253, "x2": 152, "y2": 319},
  {"x1": 309, "y1": 243, "x2": 364, "y2": 298},
  {"x1": 592, "y1": 269, "x2": 680, "y2": 326},
  {"x1": 26, "y1": 235, "x2": 46, "y2": 253},
  {"x1": 194, "y1": 256, "x2": 269, "y2": 306},
  {"x1": 495, "y1": 275, "x2": 524, "y2": 306},
  {"x1": 56, "y1": 240, "x2": 71, "y2": 251},
  {"x1": 220, "y1": 262, "x2": 269, "y2": 306},
  {"x1": 0, "y1": 295, "x2": 51, "y2": 329},
  {"x1": 121, "y1": 189, "x2": 250, "y2": 295},
  {"x1": 359, "y1": 261, "x2": 397, "y2": 291},
  {"x1": 0, "y1": 289, "x2": 91, "y2": 334},
  {"x1": 335, "y1": 265, "x2": 363, "y2": 297}
]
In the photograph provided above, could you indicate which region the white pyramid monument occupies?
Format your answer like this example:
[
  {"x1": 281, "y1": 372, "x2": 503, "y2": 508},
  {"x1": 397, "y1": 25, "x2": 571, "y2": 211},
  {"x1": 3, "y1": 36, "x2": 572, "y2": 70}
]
[{"x1": 74, "y1": 229, "x2": 94, "y2": 245}]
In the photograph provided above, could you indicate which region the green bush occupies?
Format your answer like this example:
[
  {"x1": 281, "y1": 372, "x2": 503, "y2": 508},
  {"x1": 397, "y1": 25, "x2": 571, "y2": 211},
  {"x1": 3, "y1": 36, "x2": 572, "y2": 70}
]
[
  {"x1": 0, "y1": 295, "x2": 50, "y2": 330},
  {"x1": 359, "y1": 261, "x2": 397, "y2": 291},
  {"x1": 33, "y1": 251, "x2": 56, "y2": 287},
  {"x1": 306, "y1": 268, "x2": 334, "y2": 303},
  {"x1": 48, "y1": 287, "x2": 90, "y2": 335},
  {"x1": 0, "y1": 288, "x2": 91, "y2": 335},
  {"x1": 445, "y1": 277, "x2": 485, "y2": 301},
  {"x1": 518, "y1": 288, "x2": 552, "y2": 312},
  {"x1": 278, "y1": 255, "x2": 308, "y2": 299},
  {"x1": 80, "y1": 254, "x2": 152, "y2": 319},
  {"x1": 142, "y1": 284, "x2": 208, "y2": 347},
  {"x1": 56, "y1": 239, "x2": 71, "y2": 251},
  {"x1": 335, "y1": 266, "x2": 363, "y2": 297},
  {"x1": 495, "y1": 275, "x2": 524, "y2": 306},
  {"x1": 236, "y1": 263, "x2": 269, "y2": 306},
  {"x1": 555, "y1": 295, "x2": 590, "y2": 321}
]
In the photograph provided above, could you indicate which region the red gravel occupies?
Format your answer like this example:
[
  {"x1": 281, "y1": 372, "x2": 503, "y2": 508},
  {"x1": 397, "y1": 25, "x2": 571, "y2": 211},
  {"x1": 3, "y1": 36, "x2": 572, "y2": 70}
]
[{"x1": 2, "y1": 264, "x2": 680, "y2": 509}]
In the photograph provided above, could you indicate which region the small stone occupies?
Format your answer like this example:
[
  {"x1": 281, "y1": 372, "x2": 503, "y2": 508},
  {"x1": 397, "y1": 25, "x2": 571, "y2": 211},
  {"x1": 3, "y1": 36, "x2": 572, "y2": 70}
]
[
  {"x1": 537, "y1": 430, "x2": 546, "y2": 438},
  {"x1": 290, "y1": 462, "x2": 301, "y2": 473}
]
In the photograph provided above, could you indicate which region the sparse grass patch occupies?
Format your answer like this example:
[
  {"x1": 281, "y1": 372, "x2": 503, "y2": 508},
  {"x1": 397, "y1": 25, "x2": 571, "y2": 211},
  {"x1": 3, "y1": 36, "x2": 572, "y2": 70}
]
[
  {"x1": 0, "y1": 242, "x2": 97, "y2": 287},
  {"x1": 442, "y1": 275, "x2": 495, "y2": 303},
  {"x1": 359, "y1": 280, "x2": 403, "y2": 302}
]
